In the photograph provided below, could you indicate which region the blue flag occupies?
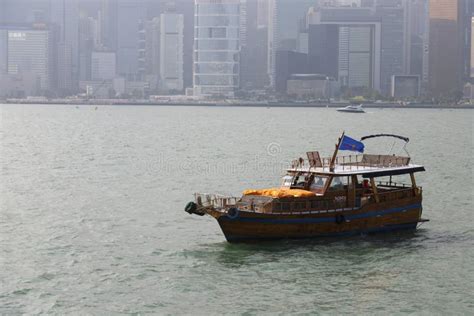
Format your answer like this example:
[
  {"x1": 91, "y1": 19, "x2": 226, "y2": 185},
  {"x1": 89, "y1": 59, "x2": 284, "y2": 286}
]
[{"x1": 339, "y1": 135, "x2": 365, "y2": 153}]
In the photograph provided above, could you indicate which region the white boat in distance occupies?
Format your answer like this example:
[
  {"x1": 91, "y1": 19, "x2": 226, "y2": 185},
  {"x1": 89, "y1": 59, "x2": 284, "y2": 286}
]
[{"x1": 337, "y1": 104, "x2": 366, "y2": 113}]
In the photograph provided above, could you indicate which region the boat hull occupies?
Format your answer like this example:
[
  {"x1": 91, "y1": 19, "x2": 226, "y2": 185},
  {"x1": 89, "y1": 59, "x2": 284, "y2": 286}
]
[
  {"x1": 336, "y1": 109, "x2": 365, "y2": 113},
  {"x1": 210, "y1": 197, "x2": 423, "y2": 242}
]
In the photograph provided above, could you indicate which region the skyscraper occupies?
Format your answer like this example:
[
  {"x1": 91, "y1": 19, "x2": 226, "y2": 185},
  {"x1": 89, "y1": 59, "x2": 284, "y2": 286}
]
[
  {"x1": 461, "y1": 0, "x2": 473, "y2": 83},
  {"x1": 193, "y1": 0, "x2": 240, "y2": 97},
  {"x1": 374, "y1": 0, "x2": 406, "y2": 95},
  {"x1": 7, "y1": 26, "x2": 54, "y2": 93},
  {"x1": 267, "y1": 0, "x2": 317, "y2": 87},
  {"x1": 240, "y1": 0, "x2": 268, "y2": 89},
  {"x1": 145, "y1": 17, "x2": 161, "y2": 78},
  {"x1": 428, "y1": 0, "x2": 463, "y2": 96},
  {"x1": 113, "y1": 0, "x2": 146, "y2": 79},
  {"x1": 0, "y1": 30, "x2": 7, "y2": 74},
  {"x1": 91, "y1": 51, "x2": 116, "y2": 81},
  {"x1": 51, "y1": 0, "x2": 80, "y2": 94},
  {"x1": 160, "y1": 13, "x2": 184, "y2": 92},
  {"x1": 307, "y1": 6, "x2": 382, "y2": 92}
]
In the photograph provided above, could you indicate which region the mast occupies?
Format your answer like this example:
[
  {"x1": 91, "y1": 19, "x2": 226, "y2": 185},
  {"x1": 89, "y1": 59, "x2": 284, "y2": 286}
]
[{"x1": 329, "y1": 132, "x2": 344, "y2": 172}]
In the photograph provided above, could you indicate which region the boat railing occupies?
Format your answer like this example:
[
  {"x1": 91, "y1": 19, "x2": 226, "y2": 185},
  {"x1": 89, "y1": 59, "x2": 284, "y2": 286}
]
[
  {"x1": 365, "y1": 187, "x2": 421, "y2": 203},
  {"x1": 194, "y1": 193, "x2": 239, "y2": 209},
  {"x1": 317, "y1": 154, "x2": 410, "y2": 171},
  {"x1": 265, "y1": 187, "x2": 420, "y2": 215}
]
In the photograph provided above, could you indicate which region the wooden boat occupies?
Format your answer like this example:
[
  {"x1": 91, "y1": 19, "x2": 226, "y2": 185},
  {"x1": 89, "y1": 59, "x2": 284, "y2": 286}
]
[{"x1": 185, "y1": 133, "x2": 428, "y2": 242}]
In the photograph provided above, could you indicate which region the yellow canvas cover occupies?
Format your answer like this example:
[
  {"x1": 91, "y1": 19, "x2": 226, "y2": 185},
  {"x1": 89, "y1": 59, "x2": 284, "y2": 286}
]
[{"x1": 243, "y1": 188, "x2": 315, "y2": 198}]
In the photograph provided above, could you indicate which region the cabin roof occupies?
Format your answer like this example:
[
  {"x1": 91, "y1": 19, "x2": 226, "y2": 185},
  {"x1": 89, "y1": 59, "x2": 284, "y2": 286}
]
[{"x1": 287, "y1": 164, "x2": 425, "y2": 178}]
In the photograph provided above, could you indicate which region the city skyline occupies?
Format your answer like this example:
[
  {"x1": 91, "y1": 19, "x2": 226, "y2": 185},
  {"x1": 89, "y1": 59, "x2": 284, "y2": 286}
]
[{"x1": 0, "y1": 0, "x2": 472, "y2": 102}]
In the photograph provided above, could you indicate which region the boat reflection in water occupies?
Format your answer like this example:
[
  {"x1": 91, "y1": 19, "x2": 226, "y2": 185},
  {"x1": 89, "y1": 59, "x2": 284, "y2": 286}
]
[{"x1": 185, "y1": 133, "x2": 428, "y2": 243}]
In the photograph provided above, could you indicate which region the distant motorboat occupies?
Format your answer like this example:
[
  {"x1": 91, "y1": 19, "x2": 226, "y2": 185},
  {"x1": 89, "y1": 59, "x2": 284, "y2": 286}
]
[{"x1": 337, "y1": 104, "x2": 365, "y2": 113}]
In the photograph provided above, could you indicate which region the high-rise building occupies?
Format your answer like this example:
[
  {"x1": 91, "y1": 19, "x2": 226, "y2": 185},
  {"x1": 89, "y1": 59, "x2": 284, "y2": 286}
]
[
  {"x1": 145, "y1": 17, "x2": 161, "y2": 77},
  {"x1": 91, "y1": 51, "x2": 116, "y2": 81},
  {"x1": 404, "y1": 0, "x2": 429, "y2": 90},
  {"x1": 51, "y1": 0, "x2": 80, "y2": 94},
  {"x1": 275, "y1": 50, "x2": 308, "y2": 93},
  {"x1": 240, "y1": 0, "x2": 268, "y2": 89},
  {"x1": 374, "y1": 0, "x2": 406, "y2": 95},
  {"x1": 7, "y1": 26, "x2": 54, "y2": 93},
  {"x1": 115, "y1": 0, "x2": 146, "y2": 79},
  {"x1": 0, "y1": 30, "x2": 7, "y2": 74},
  {"x1": 471, "y1": 17, "x2": 474, "y2": 79},
  {"x1": 100, "y1": 0, "x2": 118, "y2": 51},
  {"x1": 172, "y1": 0, "x2": 195, "y2": 89},
  {"x1": 0, "y1": 0, "x2": 79, "y2": 95},
  {"x1": 78, "y1": 15, "x2": 99, "y2": 81},
  {"x1": 461, "y1": 0, "x2": 473, "y2": 82},
  {"x1": 160, "y1": 13, "x2": 184, "y2": 92},
  {"x1": 193, "y1": 0, "x2": 241, "y2": 97},
  {"x1": 267, "y1": 0, "x2": 317, "y2": 87},
  {"x1": 308, "y1": 24, "x2": 339, "y2": 79},
  {"x1": 428, "y1": 0, "x2": 463, "y2": 96},
  {"x1": 307, "y1": 6, "x2": 382, "y2": 91}
]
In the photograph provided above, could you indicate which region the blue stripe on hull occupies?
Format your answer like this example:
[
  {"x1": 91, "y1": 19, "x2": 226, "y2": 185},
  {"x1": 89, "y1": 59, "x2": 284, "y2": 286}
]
[
  {"x1": 224, "y1": 222, "x2": 418, "y2": 243},
  {"x1": 219, "y1": 203, "x2": 421, "y2": 224}
]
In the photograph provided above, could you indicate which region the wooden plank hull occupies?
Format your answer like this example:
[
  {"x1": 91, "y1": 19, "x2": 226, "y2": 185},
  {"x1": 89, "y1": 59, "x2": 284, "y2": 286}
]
[{"x1": 208, "y1": 197, "x2": 423, "y2": 243}]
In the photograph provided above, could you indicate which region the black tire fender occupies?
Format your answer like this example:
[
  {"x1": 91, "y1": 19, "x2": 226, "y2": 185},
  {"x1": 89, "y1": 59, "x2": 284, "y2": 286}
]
[
  {"x1": 335, "y1": 214, "x2": 345, "y2": 224},
  {"x1": 227, "y1": 207, "x2": 239, "y2": 219},
  {"x1": 185, "y1": 201, "x2": 197, "y2": 214}
]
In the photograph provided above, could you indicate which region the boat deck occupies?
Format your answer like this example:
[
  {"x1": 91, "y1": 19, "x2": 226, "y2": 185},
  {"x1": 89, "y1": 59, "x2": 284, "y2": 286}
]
[{"x1": 288, "y1": 153, "x2": 425, "y2": 177}]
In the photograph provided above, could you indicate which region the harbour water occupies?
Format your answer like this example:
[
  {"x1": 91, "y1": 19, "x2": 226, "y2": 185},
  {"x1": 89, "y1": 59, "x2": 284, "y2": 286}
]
[{"x1": 1, "y1": 104, "x2": 473, "y2": 314}]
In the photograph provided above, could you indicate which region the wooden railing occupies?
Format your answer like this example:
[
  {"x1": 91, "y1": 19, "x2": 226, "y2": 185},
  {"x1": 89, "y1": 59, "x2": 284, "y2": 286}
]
[
  {"x1": 194, "y1": 193, "x2": 238, "y2": 209},
  {"x1": 313, "y1": 154, "x2": 411, "y2": 171}
]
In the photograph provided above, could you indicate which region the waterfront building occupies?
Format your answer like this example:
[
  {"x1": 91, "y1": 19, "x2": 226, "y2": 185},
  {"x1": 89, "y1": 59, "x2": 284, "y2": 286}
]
[
  {"x1": 91, "y1": 51, "x2": 116, "y2": 81},
  {"x1": 307, "y1": 6, "x2": 381, "y2": 92},
  {"x1": 0, "y1": 29, "x2": 7, "y2": 74},
  {"x1": 160, "y1": 13, "x2": 184, "y2": 92},
  {"x1": 461, "y1": 0, "x2": 473, "y2": 82},
  {"x1": 193, "y1": 0, "x2": 240, "y2": 97},
  {"x1": 287, "y1": 74, "x2": 330, "y2": 99},
  {"x1": 116, "y1": 0, "x2": 146, "y2": 80},
  {"x1": 307, "y1": 24, "x2": 339, "y2": 80},
  {"x1": 403, "y1": 0, "x2": 429, "y2": 88},
  {"x1": 428, "y1": 0, "x2": 463, "y2": 97},
  {"x1": 391, "y1": 75, "x2": 420, "y2": 98},
  {"x1": 145, "y1": 17, "x2": 161, "y2": 78},
  {"x1": 471, "y1": 17, "x2": 474, "y2": 79},
  {"x1": 374, "y1": 0, "x2": 406, "y2": 95},
  {"x1": 275, "y1": 50, "x2": 308, "y2": 93},
  {"x1": 240, "y1": 0, "x2": 268, "y2": 90},
  {"x1": 7, "y1": 27, "x2": 54, "y2": 93},
  {"x1": 100, "y1": 0, "x2": 118, "y2": 51},
  {"x1": 267, "y1": 0, "x2": 316, "y2": 88},
  {"x1": 171, "y1": 0, "x2": 195, "y2": 89},
  {"x1": 79, "y1": 16, "x2": 100, "y2": 82},
  {"x1": 51, "y1": 0, "x2": 80, "y2": 94}
]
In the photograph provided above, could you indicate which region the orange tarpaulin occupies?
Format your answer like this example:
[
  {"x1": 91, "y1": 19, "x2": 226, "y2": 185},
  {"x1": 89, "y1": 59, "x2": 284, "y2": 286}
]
[{"x1": 243, "y1": 188, "x2": 315, "y2": 198}]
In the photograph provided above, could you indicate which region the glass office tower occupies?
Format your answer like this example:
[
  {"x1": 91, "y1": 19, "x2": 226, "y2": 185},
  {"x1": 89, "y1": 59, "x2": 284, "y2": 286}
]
[{"x1": 193, "y1": 0, "x2": 240, "y2": 97}]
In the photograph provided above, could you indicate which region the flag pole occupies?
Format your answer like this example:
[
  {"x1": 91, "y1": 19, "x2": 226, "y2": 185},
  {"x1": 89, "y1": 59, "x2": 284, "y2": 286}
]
[{"x1": 329, "y1": 131, "x2": 345, "y2": 172}]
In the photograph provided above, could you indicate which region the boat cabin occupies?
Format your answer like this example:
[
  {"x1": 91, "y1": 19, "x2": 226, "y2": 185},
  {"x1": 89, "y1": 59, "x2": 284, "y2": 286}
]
[{"x1": 237, "y1": 152, "x2": 425, "y2": 214}]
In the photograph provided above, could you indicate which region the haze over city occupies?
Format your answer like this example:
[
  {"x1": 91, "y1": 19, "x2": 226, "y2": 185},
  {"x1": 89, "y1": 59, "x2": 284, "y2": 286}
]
[{"x1": 0, "y1": 0, "x2": 472, "y2": 105}]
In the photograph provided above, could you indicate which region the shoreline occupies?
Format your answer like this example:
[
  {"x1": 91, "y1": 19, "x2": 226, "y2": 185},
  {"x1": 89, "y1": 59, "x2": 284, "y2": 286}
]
[{"x1": 2, "y1": 100, "x2": 473, "y2": 109}]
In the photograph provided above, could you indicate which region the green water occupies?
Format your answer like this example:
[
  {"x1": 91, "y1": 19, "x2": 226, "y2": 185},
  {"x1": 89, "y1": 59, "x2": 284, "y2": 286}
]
[{"x1": 1, "y1": 104, "x2": 473, "y2": 314}]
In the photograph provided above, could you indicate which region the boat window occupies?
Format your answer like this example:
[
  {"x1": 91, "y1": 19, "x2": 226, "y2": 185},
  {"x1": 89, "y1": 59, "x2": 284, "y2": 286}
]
[
  {"x1": 281, "y1": 175, "x2": 293, "y2": 188},
  {"x1": 292, "y1": 172, "x2": 309, "y2": 188},
  {"x1": 329, "y1": 176, "x2": 349, "y2": 191},
  {"x1": 374, "y1": 175, "x2": 411, "y2": 188},
  {"x1": 310, "y1": 176, "x2": 328, "y2": 191}
]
